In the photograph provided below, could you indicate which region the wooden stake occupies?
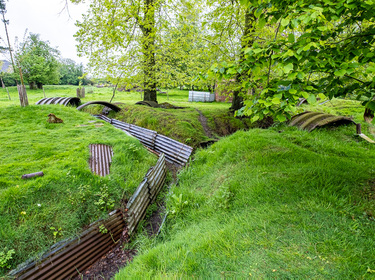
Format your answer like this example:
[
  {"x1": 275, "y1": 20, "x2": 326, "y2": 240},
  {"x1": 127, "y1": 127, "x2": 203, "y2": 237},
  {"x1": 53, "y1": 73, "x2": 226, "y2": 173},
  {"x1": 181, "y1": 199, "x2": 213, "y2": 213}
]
[{"x1": 356, "y1": 123, "x2": 362, "y2": 134}]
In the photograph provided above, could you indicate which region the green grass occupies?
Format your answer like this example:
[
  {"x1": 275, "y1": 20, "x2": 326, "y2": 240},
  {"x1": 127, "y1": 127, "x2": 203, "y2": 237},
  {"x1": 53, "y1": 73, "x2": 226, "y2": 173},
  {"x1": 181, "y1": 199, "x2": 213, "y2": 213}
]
[
  {"x1": 0, "y1": 85, "x2": 248, "y2": 274},
  {"x1": 0, "y1": 85, "x2": 253, "y2": 149},
  {"x1": 0, "y1": 105, "x2": 156, "y2": 274},
  {"x1": 116, "y1": 123, "x2": 375, "y2": 279},
  {"x1": 3, "y1": 85, "x2": 375, "y2": 278}
]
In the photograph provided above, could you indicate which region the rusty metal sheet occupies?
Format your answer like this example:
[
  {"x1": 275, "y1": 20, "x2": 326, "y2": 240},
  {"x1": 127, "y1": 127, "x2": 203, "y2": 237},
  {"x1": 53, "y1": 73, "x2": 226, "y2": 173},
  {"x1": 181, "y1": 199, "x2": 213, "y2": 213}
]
[
  {"x1": 89, "y1": 144, "x2": 113, "y2": 176},
  {"x1": 126, "y1": 154, "x2": 166, "y2": 235},
  {"x1": 8, "y1": 210, "x2": 125, "y2": 280},
  {"x1": 77, "y1": 101, "x2": 122, "y2": 112},
  {"x1": 94, "y1": 115, "x2": 193, "y2": 167},
  {"x1": 289, "y1": 111, "x2": 355, "y2": 132},
  {"x1": 36, "y1": 97, "x2": 81, "y2": 107}
]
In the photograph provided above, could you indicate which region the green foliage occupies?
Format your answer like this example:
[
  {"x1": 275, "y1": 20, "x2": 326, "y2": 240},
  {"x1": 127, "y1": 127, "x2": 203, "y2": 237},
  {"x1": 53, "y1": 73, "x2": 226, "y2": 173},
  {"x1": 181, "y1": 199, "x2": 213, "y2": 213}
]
[
  {"x1": 59, "y1": 58, "x2": 85, "y2": 86},
  {"x1": 94, "y1": 185, "x2": 115, "y2": 211},
  {"x1": 49, "y1": 226, "x2": 63, "y2": 241},
  {"x1": 0, "y1": 248, "x2": 15, "y2": 269},
  {"x1": 0, "y1": 72, "x2": 17, "y2": 87},
  {"x1": 16, "y1": 33, "x2": 61, "y2": 89},
  {"x1": 213, "y1": 0, "x2": 375, "y2": 121},
  {"x1": 168, "y1": 193, "x2": 188, "y2": 216}
]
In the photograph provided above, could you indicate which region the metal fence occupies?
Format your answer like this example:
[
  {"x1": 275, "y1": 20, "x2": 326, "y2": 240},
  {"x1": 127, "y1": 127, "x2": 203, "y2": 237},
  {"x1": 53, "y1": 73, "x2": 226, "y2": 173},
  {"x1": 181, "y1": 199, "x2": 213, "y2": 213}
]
[
  {"x1": 8, "y1": 153, "x2": 168, "y2": 279},
  {"x1": 126, "y1": 154, "x2": 167, "y2": 234},
  {"x1": 9, "y1": 210, "x2": 125, "y2": 280},
  {"x1": 188, "y1": 91, "x2": 215, "y2": 102},
  {"x1": 95, "y1": 115, "x2": 193, "y2": 167}
]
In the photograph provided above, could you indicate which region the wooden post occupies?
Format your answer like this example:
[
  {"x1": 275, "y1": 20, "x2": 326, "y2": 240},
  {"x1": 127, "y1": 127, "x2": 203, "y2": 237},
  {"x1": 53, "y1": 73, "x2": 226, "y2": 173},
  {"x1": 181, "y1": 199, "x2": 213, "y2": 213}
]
[
  {"x1": 77, "y1": 87, "x2": 85, "y2": 98},
  {"x1": 42, "y1": 86, "x2": 46, "y2": 98},
  {"x1": 6, "y1": 86, "x2": 10, "y2": 100},
  {"x1": 1, "y1": 77, "x2": 10, "y2": 100},
  {"x1": 18, "y1": 67, "x2": 28, "y2": 107},
  {"x1": 17, "y1": 84, "x2": 28, "y2": 107},
  {"x1": 356, "y1": 123, "x2": 362, "y2": 134}
]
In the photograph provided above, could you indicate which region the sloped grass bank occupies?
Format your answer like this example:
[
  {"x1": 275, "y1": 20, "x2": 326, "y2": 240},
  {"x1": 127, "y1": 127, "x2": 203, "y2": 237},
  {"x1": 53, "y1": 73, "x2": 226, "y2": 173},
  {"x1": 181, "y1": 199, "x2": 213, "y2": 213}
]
[
  {"x1": 0, "y1": 105, "x2": 156, "y2": 274},
  {"x1": 117, "y1": 125, "x2": 375, "y2": 279},
  {"x1": 108, "y1": 105, "x2": 254, "y2": 149}
]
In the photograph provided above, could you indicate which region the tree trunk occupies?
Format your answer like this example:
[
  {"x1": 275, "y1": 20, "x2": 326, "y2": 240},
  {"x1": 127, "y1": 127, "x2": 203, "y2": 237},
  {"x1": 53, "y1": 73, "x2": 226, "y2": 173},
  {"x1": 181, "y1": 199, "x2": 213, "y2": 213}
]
[
  {"x1": 142, "y1": 0, "x2": 157, "y2": 102},
  {"x1": 37, "y1": 82, "x2": 43, "y2": 90},
  {"x1": 29, "y1": 82, "x2": 37, "y2": 90},
  {"x1": 230, "y1": 7, "x2": 256, "y2": 111}
]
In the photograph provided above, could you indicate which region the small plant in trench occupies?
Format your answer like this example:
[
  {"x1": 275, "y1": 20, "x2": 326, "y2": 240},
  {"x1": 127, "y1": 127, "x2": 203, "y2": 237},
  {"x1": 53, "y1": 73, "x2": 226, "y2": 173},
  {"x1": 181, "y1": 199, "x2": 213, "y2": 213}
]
[
  {"x1": 94, "y1": 185, "x2": 115, "y2": 211},
  {"x1": 99, "y1": 224, "x2": 108, "y2": 234},
  {"x1": 0, "y1": 248, "x2": 15, "y2": 269},
  {"x1": 168, "y1": 193, "x2": 188, "y2": 216},
  {"x1": 50, "y1": 227, "x2": 63, "y2": 241}
]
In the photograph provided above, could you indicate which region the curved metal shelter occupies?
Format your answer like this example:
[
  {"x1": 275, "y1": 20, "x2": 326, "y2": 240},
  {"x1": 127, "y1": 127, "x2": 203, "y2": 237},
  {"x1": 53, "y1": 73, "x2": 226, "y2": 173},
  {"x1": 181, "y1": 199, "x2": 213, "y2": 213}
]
[
  {"x1": 76, "y1": 101, "x2": 122, "y2": 112},
  {"x1": 135, "y1": 101, "x2": 159, "y2": 107},
  {"x1": 36, "y1": 97, "x2": 81, "y2": 107},
  {"x1": 289, "y1": 111, "x2": 355, "y2": 132}
]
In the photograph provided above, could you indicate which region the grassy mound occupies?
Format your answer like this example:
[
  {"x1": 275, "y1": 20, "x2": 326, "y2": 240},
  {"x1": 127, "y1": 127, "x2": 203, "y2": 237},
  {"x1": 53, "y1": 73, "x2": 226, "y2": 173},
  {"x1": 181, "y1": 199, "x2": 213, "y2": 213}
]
[
  {"x1": 0, "y1": 105, "x2": 156, "y2": 274},
  {"x1": 107, "y1": 104, "x2": 255, "y2": 149},
  {"x1": 116, "y1": 124, "x2": 375, "y2": 279}
]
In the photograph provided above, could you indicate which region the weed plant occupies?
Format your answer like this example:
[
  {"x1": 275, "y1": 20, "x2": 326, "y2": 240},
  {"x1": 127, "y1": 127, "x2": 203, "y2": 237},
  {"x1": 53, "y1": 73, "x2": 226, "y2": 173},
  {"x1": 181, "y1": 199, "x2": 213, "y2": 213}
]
[
  {"x1": 0, "y1": 105, "x2": 156, "y2": 274},
  {"x1": 116, "y1": 124, "x2": 375, "y2": 279}
]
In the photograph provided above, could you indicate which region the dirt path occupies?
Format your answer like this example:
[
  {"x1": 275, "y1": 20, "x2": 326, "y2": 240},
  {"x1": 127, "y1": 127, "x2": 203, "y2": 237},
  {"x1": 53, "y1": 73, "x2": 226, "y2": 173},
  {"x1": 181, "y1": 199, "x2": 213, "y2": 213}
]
[{"x1": 195, "y1": 108, "x2": 215, "y2": 139}]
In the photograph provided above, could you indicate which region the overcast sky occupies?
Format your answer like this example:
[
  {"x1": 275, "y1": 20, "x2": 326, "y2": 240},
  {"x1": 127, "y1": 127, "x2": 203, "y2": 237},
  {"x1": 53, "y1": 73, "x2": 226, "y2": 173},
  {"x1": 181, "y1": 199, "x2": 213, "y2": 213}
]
[{"x1": 1, "y1": 0, "x2": 89, "y2": 64}]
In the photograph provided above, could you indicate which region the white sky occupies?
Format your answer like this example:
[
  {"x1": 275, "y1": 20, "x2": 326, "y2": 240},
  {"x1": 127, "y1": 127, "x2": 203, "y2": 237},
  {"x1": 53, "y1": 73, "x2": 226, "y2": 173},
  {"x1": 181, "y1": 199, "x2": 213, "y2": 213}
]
[{"x1": 1, "y1": 0, "x2": 89, "y2": 64}]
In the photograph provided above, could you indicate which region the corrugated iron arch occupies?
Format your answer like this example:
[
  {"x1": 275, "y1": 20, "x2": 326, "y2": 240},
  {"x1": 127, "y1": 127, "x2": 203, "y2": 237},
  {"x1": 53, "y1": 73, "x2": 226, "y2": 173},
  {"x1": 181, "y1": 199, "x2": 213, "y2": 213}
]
[
  {"x1": 76, "y1": 101, "x2": 122, "y2": 112},
  {"x1": 36, "y1": 97, "x2": 81, "y2": 107},
  {"x1": 289, "y1": 111, "x2": 355, "y2": 131}
]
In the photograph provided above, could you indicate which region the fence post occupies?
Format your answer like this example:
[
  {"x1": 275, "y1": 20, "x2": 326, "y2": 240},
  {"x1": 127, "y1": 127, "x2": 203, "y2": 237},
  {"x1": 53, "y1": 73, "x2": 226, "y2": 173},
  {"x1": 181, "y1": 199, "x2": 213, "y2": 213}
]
[{"x1": 17, "y1": 84, "x2": 28, "y2": 107}]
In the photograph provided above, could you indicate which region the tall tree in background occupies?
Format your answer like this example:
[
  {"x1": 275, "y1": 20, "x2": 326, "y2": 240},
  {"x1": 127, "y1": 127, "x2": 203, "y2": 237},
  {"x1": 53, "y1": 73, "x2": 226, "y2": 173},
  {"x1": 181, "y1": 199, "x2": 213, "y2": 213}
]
[
  {"x1": 16, "y1": 33, "x2": 60, "y2": 89},
  {"x1": 205, "y1": 0, "x2": 261, "y2": 111},
  {"x1": 59, "y1": 58, "x2": 84, "y2": 85},
  {"x1": 72, "y1": 0, "x2": 161, "y2": 102}
]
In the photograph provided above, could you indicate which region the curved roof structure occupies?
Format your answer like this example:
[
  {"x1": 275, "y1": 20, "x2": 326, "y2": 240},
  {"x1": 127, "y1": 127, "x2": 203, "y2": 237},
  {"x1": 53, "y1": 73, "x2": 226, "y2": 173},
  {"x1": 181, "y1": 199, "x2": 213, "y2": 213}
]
[
  {"x1": 76, "y1": 101, "x2": 122, "y2": 112},
  {"x1": 135, "y1": 101, "x2": 159, "y2": 107},
  {"x1": 36, "y1": 97, "x2": 81, "y2": 107},
  {"x1": 289, "y1": 111, "x2": 355, "y2": 132}
]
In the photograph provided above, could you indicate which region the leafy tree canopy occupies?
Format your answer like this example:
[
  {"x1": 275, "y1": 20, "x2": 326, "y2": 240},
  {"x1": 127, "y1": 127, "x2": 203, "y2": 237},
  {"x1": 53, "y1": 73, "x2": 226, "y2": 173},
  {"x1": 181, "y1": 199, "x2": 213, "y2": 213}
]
[
  {"x1": 59, "y1": 58, "x2": 84, "y2": 85},
  {"x1": 212, "y1": 0, "x2": 375, "y2": 122},
  {"x1": 16, "y1": 33, "x2": 61, "y2": 89}
]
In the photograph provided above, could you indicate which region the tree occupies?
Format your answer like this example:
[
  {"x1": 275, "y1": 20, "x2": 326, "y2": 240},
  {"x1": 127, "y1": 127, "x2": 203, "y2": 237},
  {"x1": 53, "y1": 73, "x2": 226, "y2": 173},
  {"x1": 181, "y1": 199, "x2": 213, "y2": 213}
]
[
  {"x1": 216, "y1": 0, "x2": 375, "y2": 121},
  {"x1": 204, "y1": 0, "x2": 269, "y2": 111},
  {"x1": 72, "y1": 0, "x2": 161, "y2": 101},
  {"x1": 59, "y1": 58, "x2": 84, "y2": 85},
  {"x1": 16, "y1": 33, "x2": 60, "y2": 89}
]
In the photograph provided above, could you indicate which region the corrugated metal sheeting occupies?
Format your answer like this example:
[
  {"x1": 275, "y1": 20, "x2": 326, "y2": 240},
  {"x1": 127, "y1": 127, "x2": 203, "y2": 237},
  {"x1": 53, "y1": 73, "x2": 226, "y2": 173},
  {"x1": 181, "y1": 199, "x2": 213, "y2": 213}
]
[
  {"x1": 89, "y1": 144, "x2": 114, "y2": 176},
  {"x1": 8, "y1": 153, "x2": 168, "y2": 279},
  {"x1": 8, "y1": 210, "x2": 125, "y2": 280},
  {"x1": 95, "y1": 115, "x2": 193, "y2": 167},
  {"x1": 76, "y1": 101, "x2": 122, "y2": 112},
  {"x1": 289, "y1": 111, "x2": 355, "y2": 132},
  {"x1": 36, "y1": 97, "x2": 81, "y2": 107},
  {"x1": 188, "y1": 91, "x2": 215, "y2": 102},
  {"x1": 126, "y1": 154, "x2": 166, "y2": 234}
]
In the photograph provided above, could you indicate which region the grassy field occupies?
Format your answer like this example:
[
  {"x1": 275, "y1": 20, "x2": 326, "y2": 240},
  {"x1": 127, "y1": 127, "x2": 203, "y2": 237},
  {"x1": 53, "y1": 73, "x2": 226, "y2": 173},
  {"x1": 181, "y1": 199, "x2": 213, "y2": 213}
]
[
  {"x1": 0, "y1": 85, "x2": 247, "y2": 274},
  {"x1": 0, "y1": 85, "x2": 255, "y2": 149},
  {"x1": 2, "y1": 85, "x2": 375, "y2": 278},
  {"x1": 0, "y1": 104, "x2": 157, "y2": 274},
  {"x1": 116, "y1": 123, "x2": 375, "y2": 279}
]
